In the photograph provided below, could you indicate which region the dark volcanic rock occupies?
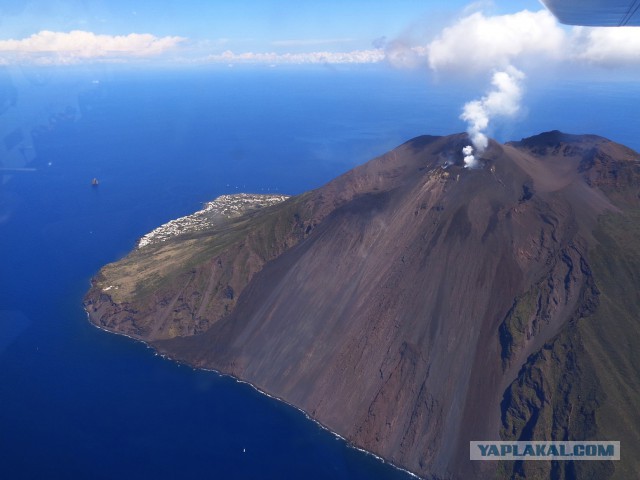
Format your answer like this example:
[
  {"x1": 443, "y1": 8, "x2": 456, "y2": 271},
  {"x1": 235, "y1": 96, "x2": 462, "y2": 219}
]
[{"x1": 85, "y1": 131, "x2": 640, "y2": 479}]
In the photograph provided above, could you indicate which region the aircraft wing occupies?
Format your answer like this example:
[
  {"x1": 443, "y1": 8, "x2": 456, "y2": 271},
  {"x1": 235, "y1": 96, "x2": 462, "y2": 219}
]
[{"x1": 542, "y1": 0, "x2": 640, "y2": 26}]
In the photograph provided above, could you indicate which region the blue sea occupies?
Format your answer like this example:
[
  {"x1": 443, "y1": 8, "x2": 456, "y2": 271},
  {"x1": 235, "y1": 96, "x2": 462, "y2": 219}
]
[{"x1": 1, "y1": 64, "x2": 639, "y2": 479}]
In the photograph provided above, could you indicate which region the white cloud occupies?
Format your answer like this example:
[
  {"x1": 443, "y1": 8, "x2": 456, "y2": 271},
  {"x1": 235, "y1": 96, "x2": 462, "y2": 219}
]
[
  {"x1": 426, "y1": 9, "x2": 566, "y2": 72},
  {"x1": 207, "y1": 49, "x2": 385, "y2": 65},
  {"x1": 384, "y1": 41, "x2": 428, "y2": 69},
  {"x1": 573, "y1": 26, "x2": 640, "y2": 66},
  {"x1": 425, "y1": 8, "x2": 640, "y2": 72},
  {"x1": 0, "y1": 30, "x2": 185, "y2": 64},
  {"x1": 6, "y1": 10, "x2": 640, "y2": 70}
]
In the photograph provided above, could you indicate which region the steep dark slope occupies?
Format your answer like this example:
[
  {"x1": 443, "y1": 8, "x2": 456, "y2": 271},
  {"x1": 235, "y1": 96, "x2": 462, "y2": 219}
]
[
  {"x1": 498, "y1": 132, "x2": 640, "y2": 480},
  {"x1": 86, "y1": 131, "x2": 640, "y2": 479},
  {"x1": 84, "y1": 135, "x2": 445, "y2": 341}
]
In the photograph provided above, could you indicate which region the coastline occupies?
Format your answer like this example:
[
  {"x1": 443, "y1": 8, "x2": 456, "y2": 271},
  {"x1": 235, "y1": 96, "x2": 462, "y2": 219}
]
[{"x1": 84, "y1": 307, "x2": 422, "y2": 480}]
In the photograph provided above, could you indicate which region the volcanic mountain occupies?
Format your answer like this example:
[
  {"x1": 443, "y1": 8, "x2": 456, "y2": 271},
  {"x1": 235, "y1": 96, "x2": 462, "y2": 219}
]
[{"x1": 85, "y1": 131, "x2": 640, "y2": 479}]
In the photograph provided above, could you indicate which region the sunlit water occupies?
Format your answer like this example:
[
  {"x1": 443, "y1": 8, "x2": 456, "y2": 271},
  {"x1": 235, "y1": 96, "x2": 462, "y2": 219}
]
[{"x1": 0, "y1": 65, "x2": 638, "y2": 479}]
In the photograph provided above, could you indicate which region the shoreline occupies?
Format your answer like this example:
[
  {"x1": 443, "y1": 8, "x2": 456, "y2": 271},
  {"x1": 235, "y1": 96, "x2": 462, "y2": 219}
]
[{"x1": 84, "y1": 308, "x2": 422, "y2": 480}]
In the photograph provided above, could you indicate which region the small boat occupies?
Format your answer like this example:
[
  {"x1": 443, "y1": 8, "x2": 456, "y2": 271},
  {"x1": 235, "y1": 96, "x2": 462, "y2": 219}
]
[{"x1": 91, "y1": 178, "x2": 99, "y2": 186}]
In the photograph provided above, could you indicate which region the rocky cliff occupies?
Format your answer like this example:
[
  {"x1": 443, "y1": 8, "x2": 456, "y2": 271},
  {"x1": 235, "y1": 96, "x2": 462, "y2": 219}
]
[{"x1": 85, "y1": 131, "x2": 640, "y2": 479}]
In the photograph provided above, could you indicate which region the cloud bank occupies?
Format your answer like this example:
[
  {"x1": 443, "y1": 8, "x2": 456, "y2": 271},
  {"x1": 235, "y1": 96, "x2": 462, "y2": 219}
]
[
  {"x1": 425, "y1": 9, "x2": 640, "y2": 72},
  {"x1": 207, "y1": 49, "x2": 385, "y2": 65},
  {"x1": 0, "y1": 30, "x2": 185, "y2": 64},
  {"x1": 427, "y1": 10, "x2": 565, "y2": 72},
  {"x1": 573, "y1": 26, "x2": 640, "y2": 66},
  {"x1": 4, "y1": 9, "x2": 640, "y2": 68},
  {"x1": 205, "y1": 9, "x2": 640, "y2": 69}
]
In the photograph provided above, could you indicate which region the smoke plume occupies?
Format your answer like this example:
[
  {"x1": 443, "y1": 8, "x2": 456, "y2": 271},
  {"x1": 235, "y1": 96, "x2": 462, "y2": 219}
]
[
  {"x1": 460, "y1": 65, "x2": 525, "y2": 166},
  {"x1": 462, "y1": 145, "x2": 477, "y2": 168}
]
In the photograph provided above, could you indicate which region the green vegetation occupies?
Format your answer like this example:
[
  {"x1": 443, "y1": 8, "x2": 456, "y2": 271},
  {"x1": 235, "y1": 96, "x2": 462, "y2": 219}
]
[
  {"x1": 90, "y1": 191, "x2": 320, "y2": 339},
  {"x1": 500, "y1": 286, "x2": 540, "y2": 369},
  {"x1": 580, "y1": 209, "x2": 640, "y2": 479},
  {"x1": 500, "y1": 209, "x2": 640, "y2": 479}
]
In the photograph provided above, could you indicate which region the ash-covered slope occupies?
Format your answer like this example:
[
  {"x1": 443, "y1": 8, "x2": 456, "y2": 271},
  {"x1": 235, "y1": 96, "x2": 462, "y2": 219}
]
[{"x1": 85, "y1": 131, "x2": 640, "y2": 479}]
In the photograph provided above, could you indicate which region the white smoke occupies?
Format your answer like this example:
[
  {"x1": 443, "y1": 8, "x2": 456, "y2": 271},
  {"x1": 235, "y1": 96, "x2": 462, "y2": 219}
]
[
  {"x1": 462, "y1": 145, "x2": 477, "y2": 168},
  {"x1": 460, "y1": 65, "x2": 525, "y2": 160}
]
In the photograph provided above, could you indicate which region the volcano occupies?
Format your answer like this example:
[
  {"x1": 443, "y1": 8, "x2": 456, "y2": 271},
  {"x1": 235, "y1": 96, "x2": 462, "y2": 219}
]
[{"x1": 85, "y1": 131, "x2": 640, "y2": 479}]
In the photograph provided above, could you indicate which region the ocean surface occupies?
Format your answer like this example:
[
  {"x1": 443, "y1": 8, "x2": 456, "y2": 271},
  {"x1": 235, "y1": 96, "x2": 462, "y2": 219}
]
[{"x1": 1, "y1": 65, "x2": 639, "y2": 479}]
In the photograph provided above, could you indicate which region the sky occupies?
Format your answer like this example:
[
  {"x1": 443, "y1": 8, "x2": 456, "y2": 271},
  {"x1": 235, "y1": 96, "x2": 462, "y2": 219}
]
[
  {"x1": 0, "y1": 1, "x2": 560, "y2": 65},
  {"x1": 0, "y1": 1, "x2": 541, "y2": 43},
  {"x1": 1, "y1": 0, "x2": 640, "y2": 73}
]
